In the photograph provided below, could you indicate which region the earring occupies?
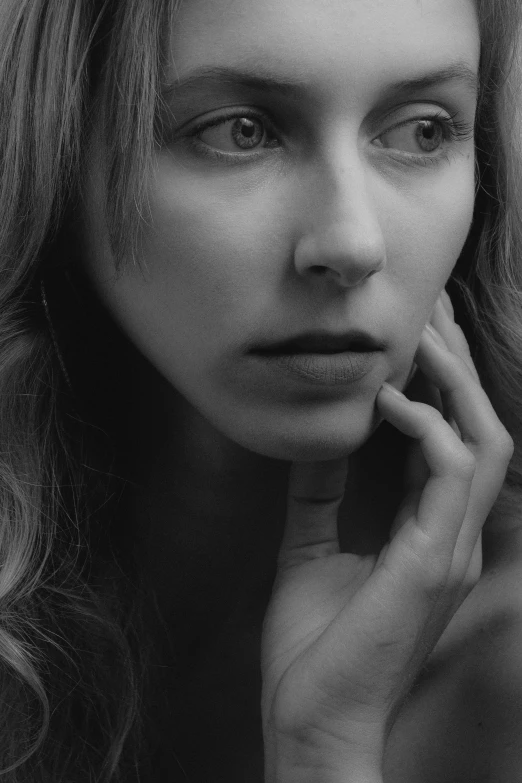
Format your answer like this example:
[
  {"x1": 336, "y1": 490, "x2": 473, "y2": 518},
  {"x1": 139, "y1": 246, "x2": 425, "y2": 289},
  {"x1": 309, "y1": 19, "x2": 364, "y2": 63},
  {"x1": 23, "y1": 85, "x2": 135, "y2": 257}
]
[{"x1": 40, "y1": 278, "x2": 73, "y2": 394}]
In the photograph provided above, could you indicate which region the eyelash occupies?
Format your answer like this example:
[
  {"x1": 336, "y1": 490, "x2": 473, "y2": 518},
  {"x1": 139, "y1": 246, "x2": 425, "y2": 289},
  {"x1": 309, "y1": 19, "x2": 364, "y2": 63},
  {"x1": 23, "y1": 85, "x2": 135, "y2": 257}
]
[
  {"x1": 182, "y1": 108, "x2": 474, "y2": 167},
  {"x1": 380, "y1": 111, "x2": 475, "y2": 168},
  {"x1": 184, "y1": 110, "x2": 280, "y2": 165}
]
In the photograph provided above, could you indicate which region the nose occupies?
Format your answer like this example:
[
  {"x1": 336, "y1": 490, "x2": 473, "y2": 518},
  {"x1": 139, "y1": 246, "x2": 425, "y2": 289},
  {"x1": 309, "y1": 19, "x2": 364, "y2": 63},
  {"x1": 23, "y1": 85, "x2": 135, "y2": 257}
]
[{"x1": 293, "y1": 159, "x2": 387, "y2": 288}]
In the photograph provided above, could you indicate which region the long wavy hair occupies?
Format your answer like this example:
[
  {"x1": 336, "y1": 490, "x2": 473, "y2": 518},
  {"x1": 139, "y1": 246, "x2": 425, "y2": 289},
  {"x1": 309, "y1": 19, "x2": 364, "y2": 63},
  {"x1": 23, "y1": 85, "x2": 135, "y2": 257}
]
[{"x1": 0, "y1": 0, "x2": 521, "y2": 779}]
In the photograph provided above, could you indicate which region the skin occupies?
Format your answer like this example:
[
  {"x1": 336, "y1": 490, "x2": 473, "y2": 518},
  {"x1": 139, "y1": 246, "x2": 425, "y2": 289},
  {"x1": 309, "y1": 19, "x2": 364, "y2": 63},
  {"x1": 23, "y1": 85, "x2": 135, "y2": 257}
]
[
  {"x1": 77, "y1": 0, "x2": 517, "y2": 780},
  {"x1": 82, "y1": 0, "x2": 479, "y2": 462}
]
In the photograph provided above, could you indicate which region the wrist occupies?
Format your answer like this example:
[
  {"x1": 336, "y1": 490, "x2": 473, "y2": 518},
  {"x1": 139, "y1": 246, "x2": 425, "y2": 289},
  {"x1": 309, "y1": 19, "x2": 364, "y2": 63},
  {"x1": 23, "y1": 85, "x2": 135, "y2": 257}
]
[
  {"x1": 264, "y1": 727, "x2": 384, "y2": 783},
  {"x1": 266, "y1": 760, "x2": 384, "y2": 783},
  {"x1": 266, "y1": 757, "x2": 384, "y2": 783}
]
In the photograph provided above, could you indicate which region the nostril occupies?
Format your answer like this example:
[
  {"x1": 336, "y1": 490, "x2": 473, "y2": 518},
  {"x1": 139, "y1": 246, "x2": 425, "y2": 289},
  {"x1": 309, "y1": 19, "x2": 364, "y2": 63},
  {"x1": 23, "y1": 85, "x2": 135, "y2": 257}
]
[
  {"x1": 310, "y1": 265, "x2": 329, "y2": 276},
  {"x1": 306, "y1": 262, "x2": 381, "y2": 288}
]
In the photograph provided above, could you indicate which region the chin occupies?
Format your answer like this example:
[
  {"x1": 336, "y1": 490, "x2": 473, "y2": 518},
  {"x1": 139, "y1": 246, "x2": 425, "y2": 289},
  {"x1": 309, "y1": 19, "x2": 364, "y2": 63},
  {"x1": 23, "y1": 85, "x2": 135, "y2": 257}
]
[{"x1": 217, "y1": 402, "x2": 382, "y2": 462}]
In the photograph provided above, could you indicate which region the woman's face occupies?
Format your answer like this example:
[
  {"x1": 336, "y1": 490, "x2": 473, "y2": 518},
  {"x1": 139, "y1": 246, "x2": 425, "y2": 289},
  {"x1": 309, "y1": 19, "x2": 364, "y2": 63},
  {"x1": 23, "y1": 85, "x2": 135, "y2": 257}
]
[{"x1": 82, "y1": 0, "x2": 479, "y2": 461}]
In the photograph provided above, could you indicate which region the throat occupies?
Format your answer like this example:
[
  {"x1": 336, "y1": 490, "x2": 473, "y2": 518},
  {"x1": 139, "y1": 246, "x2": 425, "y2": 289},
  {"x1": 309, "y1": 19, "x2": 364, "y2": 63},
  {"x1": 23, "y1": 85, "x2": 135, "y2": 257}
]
[{"x1": 143, "y1": 588, "x2": 267, "y2": 783}]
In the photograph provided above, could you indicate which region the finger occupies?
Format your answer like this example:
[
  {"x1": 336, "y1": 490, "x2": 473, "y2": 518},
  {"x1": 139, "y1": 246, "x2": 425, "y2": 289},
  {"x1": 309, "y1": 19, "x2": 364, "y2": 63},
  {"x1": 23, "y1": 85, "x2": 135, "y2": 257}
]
[
  {"x1": 430, "y1": 294, "x2": 479, "y2": 382},
  {"x1": 279, "y1": 459, "x2": 348, "y2": 568},
  {"x1": 440, "y1": 287, "x2": 454, "y2": 319},
  {"x1": 377, "y1": 383, "x2": 475, "y2": 548},
  {"x1": 415, "y1": 327, "x2": 504, "y2": 451},
  {"x1": 376, "y1": 385, "x2": 474, "y2": 617},
  {"x1": 391, "y1": 442, "x2": 429, "y2": 539},
  {"x1": 416, "y1": 327, "x2": 513, "y2": 557},
  {"x1": 403, "y1": 439, "x2": 429, "y2": 492},
  {"x1": 421, "y1": 325, "x2": 460, "y2": 434},
  {"x1": 405, "y1": 361, "x2": 444, "y2": 414}
]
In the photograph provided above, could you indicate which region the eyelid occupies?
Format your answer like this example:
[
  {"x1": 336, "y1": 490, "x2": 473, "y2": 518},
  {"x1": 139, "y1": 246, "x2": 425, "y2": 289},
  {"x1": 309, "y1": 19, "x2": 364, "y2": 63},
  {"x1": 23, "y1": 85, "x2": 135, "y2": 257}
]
[
  {"x1": 366, "y1": 106, "x2": 475, "y2": 171},
  {"x1": 175, "y1": 106, "x2": 279, "y2": 139},
  {"x1": 371, "y1": 97, "x2": 475, "y2": 127},
  {"x1": 373, "y1": 104, "x2": 472, "y2": 139},
  {"x1": 170, "y1": 102, "x2": 474, "y2": 168},
  {"x1": 173, "y1": 106, "x2": 284, "y2": 165}
]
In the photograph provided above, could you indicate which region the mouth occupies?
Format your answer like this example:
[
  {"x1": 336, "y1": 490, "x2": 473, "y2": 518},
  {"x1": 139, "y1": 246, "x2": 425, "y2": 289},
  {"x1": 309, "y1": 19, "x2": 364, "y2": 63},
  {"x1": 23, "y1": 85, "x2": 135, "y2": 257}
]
[
  {"x1": 252, "y1": 330, "x2": 386, "y2": 356},
  {"x1": 249, "y1": 330, "x2": 385, "y2": 385}
]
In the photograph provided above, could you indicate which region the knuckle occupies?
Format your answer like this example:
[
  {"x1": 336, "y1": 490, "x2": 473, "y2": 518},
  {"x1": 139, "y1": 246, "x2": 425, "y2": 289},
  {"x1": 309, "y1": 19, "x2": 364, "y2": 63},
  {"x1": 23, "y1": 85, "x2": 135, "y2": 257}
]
[
  {"x1": 450, "y1": 447, "x2": 476, "y2": 479},
  {"x1": 476, "y1": 427, "x2": 515, "y2": 470},
  {"x1": 489, "y1": 429, "x2": 515, "y2": 463},
  {"x1": 443, "y1": 350, "x2": 478, "y2": 384},
  {"x1": 419, "y1": 562, "x2": 449, "y2": 603},
  {"x1": 403, "y1": 536, "x2": 449, "y2": 599},
  {"x1": 419, "y1": 404, "x2": 445, "y2": 428},
  {"x1": 445, "y1": 350, "x2": 468, "y2": 374}
]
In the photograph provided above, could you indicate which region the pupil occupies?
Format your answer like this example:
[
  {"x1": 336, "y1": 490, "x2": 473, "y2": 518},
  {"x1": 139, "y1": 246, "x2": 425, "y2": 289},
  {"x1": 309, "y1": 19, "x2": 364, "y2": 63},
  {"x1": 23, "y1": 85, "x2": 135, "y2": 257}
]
[
  {"x1": 422, "y1": 123, "x2": 436, "y2": 139},
  {"x1": 417, "y1": 120, "x2": 442, "y2": 152},
  {"x1": 232, "y1": 117, "x2": 264, "y2": 149},
  {"x1": 240, "y1": 120, "x2": 256, "y2": 138}
]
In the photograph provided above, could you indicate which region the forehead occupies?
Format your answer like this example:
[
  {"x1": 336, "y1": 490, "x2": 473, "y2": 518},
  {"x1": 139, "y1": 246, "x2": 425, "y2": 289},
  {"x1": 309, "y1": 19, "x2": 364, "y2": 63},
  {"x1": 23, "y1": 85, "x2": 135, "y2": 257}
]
[{"x1": 168, "y1": 0, "x2": 480, "y2": 93}]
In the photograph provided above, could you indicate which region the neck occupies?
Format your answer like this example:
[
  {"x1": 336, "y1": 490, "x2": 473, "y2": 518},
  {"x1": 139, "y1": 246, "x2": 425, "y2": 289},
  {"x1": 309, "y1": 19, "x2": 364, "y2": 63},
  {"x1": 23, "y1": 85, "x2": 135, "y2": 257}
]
[
  {"x1": 114, "y1": 344, "x2": 522, "y2": 655},
  {"x1": 119, "y1": 359, "x2": 289, "y2": 657}
]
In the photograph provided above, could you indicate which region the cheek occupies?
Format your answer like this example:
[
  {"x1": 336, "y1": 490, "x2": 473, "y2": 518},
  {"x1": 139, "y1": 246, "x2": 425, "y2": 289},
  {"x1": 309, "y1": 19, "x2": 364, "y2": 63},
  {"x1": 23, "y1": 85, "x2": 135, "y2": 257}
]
[
  {"x1": 379, "y1": 163, "x2": 475, "y2": 382},
  {"x1": 78, "y1": 147, "x2": 478, "y2": 461},
  {"x1": 118, "y1": 155, "x2": 476, "y2": 390},
  {"x1": 387, "y1": 163, "x2": 475, "y2": 301},
  {"x1": 138, "y1": 164, "x2": 292, "y2": 346}
]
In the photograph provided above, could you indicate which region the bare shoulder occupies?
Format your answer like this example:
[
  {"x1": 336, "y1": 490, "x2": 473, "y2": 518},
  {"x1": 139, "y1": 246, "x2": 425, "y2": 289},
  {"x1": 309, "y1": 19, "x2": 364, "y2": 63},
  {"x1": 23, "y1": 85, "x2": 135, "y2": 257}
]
[{"x1": 384, "y1": 544, "x2": 522, "y2": 783}]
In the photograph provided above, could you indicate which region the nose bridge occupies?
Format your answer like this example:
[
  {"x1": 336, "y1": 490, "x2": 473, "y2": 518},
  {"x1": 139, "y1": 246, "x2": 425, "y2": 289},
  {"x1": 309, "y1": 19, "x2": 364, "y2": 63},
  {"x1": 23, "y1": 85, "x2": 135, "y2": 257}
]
[
  {"x1": 294, "y1": 146, "x2": 386, "y2": 286},
  {"x1": 321, "y1": 144, "x2": 372, "y2": 220}
]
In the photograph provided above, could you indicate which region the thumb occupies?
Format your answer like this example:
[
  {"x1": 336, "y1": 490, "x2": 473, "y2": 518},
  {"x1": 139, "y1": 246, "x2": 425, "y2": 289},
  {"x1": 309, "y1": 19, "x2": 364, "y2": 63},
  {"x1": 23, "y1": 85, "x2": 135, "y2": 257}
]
[{"x1": 278, "y1": 458, "x2": 349, "y2": 569}]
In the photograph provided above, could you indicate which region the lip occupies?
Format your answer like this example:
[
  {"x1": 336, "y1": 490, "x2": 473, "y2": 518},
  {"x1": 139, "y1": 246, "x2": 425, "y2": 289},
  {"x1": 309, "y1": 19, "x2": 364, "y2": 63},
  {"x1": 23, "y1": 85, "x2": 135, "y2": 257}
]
[
  {"x1": 253, "y1": 330, "x2": 386, "y2": 355},
  {"x1": 249, "y1": 330, "x2": 384, "y2": 386}
]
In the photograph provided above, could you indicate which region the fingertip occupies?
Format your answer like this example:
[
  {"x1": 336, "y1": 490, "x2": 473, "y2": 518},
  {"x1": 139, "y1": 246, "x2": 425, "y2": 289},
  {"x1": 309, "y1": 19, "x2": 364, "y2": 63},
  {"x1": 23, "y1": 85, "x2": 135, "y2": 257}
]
[
  {"x1": 377, "y1": 383, "x2": 425, "y2": 440},
  {"x1": 376, "y1": 382, "x2": 409, "y2": 415},
  {"x1": 429, "y1": 294, "x2": 456, "y2": 345},
  {"x1": 441, "y1": 288, "x2": 455, "y2": 317},
  {"x1": 423, "y1": 323, "x2": 448, "y2": 350},
  {"x1": 380, "y1": 381, "x2": 409, "y2": 398}
]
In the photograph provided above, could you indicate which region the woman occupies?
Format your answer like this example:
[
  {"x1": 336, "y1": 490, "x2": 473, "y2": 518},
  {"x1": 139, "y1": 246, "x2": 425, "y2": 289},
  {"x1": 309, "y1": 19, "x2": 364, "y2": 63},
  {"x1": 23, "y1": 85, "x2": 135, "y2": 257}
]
[{"x1": 0, "y1": 0, "x2": 520, "y2": 780}]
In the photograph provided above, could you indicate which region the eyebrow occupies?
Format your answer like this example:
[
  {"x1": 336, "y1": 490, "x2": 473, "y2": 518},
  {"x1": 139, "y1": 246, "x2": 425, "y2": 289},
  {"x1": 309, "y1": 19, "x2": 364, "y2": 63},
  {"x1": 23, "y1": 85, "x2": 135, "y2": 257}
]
[
  {"x1": 161, "y1": 65, "x2": 307, "y2": 101},
  {"x1": 387, "y1": 63, "x2": 479, "y2": 98},
  {"x1": 161, "y1": 61, "x2": 479, "y2": 102}
]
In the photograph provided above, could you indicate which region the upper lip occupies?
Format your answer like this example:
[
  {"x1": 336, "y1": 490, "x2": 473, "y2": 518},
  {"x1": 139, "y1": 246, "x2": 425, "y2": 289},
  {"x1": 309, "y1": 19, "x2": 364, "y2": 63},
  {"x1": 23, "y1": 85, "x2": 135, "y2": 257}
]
[{"x1": 252, "y1": 330, "x2": 386, "y2": 355}]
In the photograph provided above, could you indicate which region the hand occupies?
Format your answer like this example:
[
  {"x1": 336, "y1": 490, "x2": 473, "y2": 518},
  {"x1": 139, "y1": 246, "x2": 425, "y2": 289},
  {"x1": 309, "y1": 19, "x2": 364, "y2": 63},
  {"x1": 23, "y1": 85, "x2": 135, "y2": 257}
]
[
  {"x1": 414, "y1": 290, "x2": 485, "y2": 597},
  {"x1": 261, "y1": 292, "x2": 513, "y2": 783}
]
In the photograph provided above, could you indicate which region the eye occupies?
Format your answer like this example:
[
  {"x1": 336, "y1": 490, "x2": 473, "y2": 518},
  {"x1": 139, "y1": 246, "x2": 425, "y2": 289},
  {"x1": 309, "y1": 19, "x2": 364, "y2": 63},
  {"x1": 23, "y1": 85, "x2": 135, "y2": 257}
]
[
  {"x1": 378, "y1": 118, "x2": 447, "y2": 154},
  {"x1": 195, "y1": 114, "x2": 279, "y2": 153}
]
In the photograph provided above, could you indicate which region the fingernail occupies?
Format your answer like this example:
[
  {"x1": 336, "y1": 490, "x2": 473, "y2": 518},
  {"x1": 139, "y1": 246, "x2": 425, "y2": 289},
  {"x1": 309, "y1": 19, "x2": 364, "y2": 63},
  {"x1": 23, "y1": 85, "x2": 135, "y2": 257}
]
[
  {"x1": 380, "y1": 382, "x2": 406, "y2": 398},
  {"x1": 424, "y1": 323, "x2": 447, "y2": 349}
]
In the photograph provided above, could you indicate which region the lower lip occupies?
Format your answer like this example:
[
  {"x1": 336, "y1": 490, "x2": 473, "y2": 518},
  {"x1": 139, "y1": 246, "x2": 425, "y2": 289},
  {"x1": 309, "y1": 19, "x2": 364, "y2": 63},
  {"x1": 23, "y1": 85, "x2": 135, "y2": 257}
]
[{"x1": 251, "y1": 351, "x2": 380, "y2": 385}]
